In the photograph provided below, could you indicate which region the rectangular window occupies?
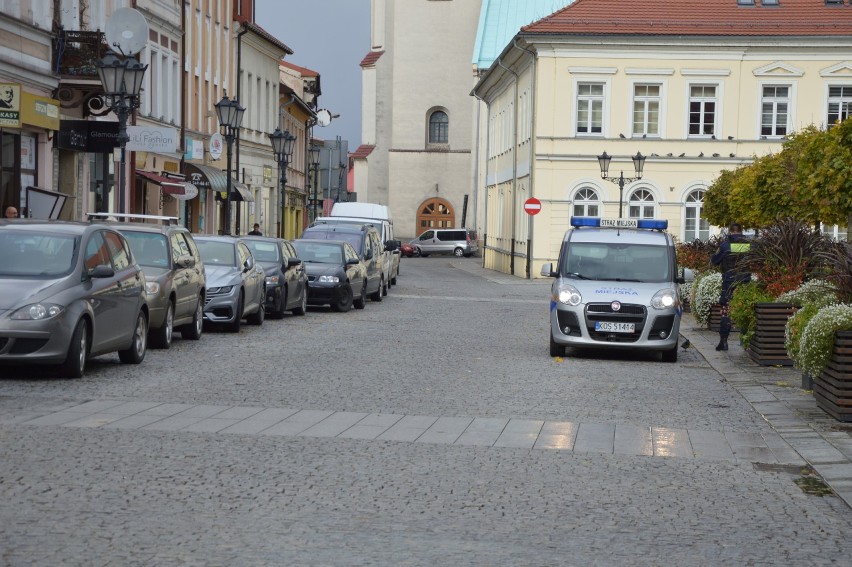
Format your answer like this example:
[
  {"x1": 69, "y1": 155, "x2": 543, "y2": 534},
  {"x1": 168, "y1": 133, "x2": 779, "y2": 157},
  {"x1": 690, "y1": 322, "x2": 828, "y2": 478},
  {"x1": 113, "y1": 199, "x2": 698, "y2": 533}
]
[
  {"x1": 632, "y1": 84, "x2": 661, "y2": 137},
  {"x1": 576, "y1": 83, "x2": 604, "y2": 134},
  {"x1": 827, "y1": 85, "x2": 852, "y2": 125},
  {"x1": 688, "y1": 85, "x2": 717, "y2": 136},
  {"x1": 761, "y1": 85, "x2": 789, "y2": 137}
]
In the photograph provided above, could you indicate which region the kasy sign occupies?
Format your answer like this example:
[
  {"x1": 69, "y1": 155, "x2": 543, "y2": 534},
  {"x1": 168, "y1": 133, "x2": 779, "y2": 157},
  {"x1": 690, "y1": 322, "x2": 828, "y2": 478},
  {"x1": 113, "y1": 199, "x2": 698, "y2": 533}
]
[{"x1": 126, "y1": 126, "x2": 177, "y2": 153}]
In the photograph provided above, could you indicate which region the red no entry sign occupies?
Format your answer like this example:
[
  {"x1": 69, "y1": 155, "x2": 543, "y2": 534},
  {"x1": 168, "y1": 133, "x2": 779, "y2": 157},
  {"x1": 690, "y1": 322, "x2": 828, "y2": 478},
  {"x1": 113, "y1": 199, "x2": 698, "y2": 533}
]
[{"x1": 523, "y1": 197, "x2": 542, "y2": 216}]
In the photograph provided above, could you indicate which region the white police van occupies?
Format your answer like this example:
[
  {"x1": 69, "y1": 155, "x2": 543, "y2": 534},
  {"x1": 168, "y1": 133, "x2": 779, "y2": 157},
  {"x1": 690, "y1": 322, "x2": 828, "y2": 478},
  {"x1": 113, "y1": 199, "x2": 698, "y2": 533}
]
[{"x1": 541, "y1": 217, "x2": 684, "y2": 362}]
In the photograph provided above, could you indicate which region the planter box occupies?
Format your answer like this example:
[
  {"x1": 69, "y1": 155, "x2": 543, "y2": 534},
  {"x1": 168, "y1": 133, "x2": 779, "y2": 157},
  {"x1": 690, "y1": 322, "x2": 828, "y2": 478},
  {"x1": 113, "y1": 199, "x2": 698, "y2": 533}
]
[
  {"x1": 748, "y1": 303, "x2": 798, "y2": 367},
  {"x1": 813, "y1": 331, "x2": 852, "y2": 422}
]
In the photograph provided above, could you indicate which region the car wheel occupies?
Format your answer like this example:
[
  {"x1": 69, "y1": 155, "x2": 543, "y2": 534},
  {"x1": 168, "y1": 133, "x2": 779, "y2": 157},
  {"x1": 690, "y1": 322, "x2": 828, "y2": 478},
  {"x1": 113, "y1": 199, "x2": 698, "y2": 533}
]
[
  {"x1": 59, "y1": 318, "x2": 88, "y2": 378},
  {"x1": 150, "y1": 301, "x2": 174, "y2": 349},
  {"x1": 661, "y1": 344, "x2": 678, "y2": 363},
  {"x1": 332, "y1": 284, "x2": 354, "y2": 313},
  {"x1": 247, "y1": 292, "x2": 265, "y2": 325},
  {"x1": 292, "y1": 288, "x2": 307, "y2": 316},
  {"x1": 227, "y1": 291, "x2": 244, "y2": 333},
  {"x1": 181, "y1": 296, "x2": 204, "y2": 341},
  {"x1": 412, "y1": 247, "x2": 422, "y2": 258},
  {"x1": 271, "y1": 288, "x2": 286, "y2": 319},
  {"x1": 549, "y1": 333, "x2": 564, "y2": 357},
  {"x1": 118, "y1": 311, "x2": 148, "y2": 364},
  {"x1": 382, "y1": 276, "x2": 389, "y2": 296},
  {"x1": 353, "y1": 280, "x2": 367, "y2": 309},
  {"x1": 370, "y1": 277, "x2": 383, "y2": 302},
  {"x1": 454, "y1": 247, "x2": 465, "y2": 257}
]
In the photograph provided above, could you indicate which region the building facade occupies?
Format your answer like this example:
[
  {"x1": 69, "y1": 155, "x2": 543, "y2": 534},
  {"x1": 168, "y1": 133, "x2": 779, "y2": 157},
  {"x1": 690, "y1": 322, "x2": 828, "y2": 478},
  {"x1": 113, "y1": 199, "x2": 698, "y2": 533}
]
[{"x1": 473, "y1": 0, "x2": 852, "y2": 278}]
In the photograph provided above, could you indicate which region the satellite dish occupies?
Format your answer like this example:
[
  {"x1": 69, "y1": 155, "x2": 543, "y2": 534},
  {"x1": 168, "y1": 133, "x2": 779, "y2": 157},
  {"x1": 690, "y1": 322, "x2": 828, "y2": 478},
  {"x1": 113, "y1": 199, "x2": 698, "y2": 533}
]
[
  {"x1": 105, "y1": 8, "x2": 149, "y2": 56},
  {"x1": 316, "y1": 109, "x2": 332, "y2": 127}
]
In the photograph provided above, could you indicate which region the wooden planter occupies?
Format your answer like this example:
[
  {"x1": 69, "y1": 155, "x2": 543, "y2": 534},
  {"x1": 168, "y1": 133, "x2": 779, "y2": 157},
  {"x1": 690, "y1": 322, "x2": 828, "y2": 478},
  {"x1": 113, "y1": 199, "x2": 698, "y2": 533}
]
[
  {"x1": 748, "y1": 303, "x2": 798, "y2": 366},
  {"x1": 813, "y1": 331, "x2": 852, "y2": 422}
]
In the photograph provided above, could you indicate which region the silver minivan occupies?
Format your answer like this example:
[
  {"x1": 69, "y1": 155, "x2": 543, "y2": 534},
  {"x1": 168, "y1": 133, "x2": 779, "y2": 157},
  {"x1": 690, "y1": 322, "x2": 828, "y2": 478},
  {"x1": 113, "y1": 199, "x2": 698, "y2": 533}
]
[{"x1": 410, "y1": 228, "x2": 478, "y2": 258}]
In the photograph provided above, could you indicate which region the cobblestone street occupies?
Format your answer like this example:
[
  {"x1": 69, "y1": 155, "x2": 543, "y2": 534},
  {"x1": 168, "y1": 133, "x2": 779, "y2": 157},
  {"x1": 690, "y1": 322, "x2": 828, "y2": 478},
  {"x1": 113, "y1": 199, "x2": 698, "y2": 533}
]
[{"x1": 2, "y1": 258, "x2": 851, "y2": 566}]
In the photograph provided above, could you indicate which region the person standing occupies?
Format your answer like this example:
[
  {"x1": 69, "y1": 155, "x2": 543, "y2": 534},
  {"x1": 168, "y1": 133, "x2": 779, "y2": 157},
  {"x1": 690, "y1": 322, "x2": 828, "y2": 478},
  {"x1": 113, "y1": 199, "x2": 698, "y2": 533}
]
[
  {"x1": 710, "y1": 222, "x2": 751, "y2": 351},
  {"x1": 248, "y1": 223, "x2": 262, "y2": 236}
]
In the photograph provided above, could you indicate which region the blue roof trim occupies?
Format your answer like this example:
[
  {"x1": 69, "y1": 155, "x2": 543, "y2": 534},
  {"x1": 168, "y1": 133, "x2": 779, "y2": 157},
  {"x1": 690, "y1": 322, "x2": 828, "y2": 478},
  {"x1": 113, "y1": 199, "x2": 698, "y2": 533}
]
[{"x1": 472, "y1": 0, "x2": 575, "y2": 70}]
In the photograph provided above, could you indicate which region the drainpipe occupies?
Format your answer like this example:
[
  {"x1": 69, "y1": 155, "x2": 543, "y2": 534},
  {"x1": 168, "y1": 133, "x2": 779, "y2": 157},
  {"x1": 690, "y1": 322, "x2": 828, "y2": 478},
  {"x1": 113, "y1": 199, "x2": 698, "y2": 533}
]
[
  {"x1": 234, "y1": 24, "x2": 248, "y2": 234},
  {"x1": 179, "y1": 0, "x2": 188, "y2": 228},
  {"x1": 497, "y1": 58, "x2": 519, "y2": 276},
  {"x1": 471, "y1": 90, "x2": 489, "y2": 269},
  {"x1": 512, "y1": 38, "x2": 537, "y2": 279}
]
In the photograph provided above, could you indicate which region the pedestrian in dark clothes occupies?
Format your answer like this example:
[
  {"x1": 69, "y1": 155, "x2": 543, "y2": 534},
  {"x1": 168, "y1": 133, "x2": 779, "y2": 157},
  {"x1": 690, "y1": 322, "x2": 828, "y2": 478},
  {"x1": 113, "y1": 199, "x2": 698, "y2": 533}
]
[{"x1": 710, "y1": 222, "x2": 751, "y2": 351}]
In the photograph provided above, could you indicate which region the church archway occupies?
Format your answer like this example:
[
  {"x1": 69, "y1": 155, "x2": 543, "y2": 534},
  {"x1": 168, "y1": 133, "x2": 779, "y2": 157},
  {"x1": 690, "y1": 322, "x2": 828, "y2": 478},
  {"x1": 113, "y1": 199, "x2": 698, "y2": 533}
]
[{"x1": 415, "y1": 198, "x2": 455, "y2": 235}]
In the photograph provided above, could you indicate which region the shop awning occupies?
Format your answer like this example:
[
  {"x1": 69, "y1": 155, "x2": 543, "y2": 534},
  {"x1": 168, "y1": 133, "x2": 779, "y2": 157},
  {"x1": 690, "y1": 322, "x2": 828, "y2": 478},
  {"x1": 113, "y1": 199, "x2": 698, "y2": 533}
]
[
  {"x1": 183, "y1": 163, "x2": 253, "y2": 202},
  {"x1": 136, "y1": 170, "x2": 187, "y2": 196}
]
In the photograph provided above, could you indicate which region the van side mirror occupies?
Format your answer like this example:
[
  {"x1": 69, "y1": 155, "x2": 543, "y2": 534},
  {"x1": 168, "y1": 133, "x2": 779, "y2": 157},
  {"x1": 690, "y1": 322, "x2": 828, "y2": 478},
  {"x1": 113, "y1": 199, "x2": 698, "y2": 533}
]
[
  {"x1": 385, "y1": 239, "x2": 401, "y2": 251},
  {"x1": 540, "y1": 263, "x2": 556, "y2": 278},
  {"x1": 177, "y1": 254, "x2": 195, "y2": 268},
  {"x1": 287, "y1": 257, "x2": 301, "y2": 268}
]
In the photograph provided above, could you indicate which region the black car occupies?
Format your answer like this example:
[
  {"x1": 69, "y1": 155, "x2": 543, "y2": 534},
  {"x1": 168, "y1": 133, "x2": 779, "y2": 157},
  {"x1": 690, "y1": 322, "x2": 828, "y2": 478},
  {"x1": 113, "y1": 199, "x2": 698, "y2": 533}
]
[
  {"x1": 300, "y1": 223, "x2": 386, "y2": 302},
  {"x1": 292, "y1": 239, "x2": 368, "y2": 313},
  {"x1": 243, "y1": 236, "x2": 308, "y2": 318}
]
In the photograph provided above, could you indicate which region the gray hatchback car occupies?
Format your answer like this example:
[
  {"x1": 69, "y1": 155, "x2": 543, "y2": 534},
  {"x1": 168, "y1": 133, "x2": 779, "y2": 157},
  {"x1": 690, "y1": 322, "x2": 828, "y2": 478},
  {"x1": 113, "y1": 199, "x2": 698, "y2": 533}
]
[
  {"x1": 112, "y1": 220, "x2": 206, "y2": 349},
  {"x1": 0, "y1": 219, "x2": 149, "y2": 377}
]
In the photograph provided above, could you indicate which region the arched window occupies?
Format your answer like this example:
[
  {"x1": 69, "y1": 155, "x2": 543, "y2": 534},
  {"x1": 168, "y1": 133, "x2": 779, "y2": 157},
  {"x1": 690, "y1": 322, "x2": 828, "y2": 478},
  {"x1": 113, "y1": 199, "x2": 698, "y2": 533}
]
[
  {"x1": 684, "y1": 189, "x2": 710, "y2": 242},
  {"x1": 628, "y1": 189, "x2": 656, "y2": 219},
  {"x1": 416, "y1": 198, "x2": 455, "y2": 231},
  {"x1": 429, "y1": 110, "x2": 449, "y2": 144},
  {"x1": 572, "y1": 187, "x2": 600, "y2": 217}
]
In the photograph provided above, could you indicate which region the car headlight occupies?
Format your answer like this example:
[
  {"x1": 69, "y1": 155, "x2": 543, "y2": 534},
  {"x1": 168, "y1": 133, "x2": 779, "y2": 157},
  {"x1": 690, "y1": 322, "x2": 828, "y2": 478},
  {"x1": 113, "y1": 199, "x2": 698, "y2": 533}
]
[
  {"x1": 651, "y1": 288, "x2": 678, "y2": 310},
  {"x1": 318, "y1": 275, "x2": 340, "y2": 283},
  {"x1": 11, "y1": 303, "x2": 65, "y2": 320},
  {"x1": 555, "y1": 283, "x2": 582, "y2": 306},
  {"x1": 208, "y1": 285, "x2": 234, "y2": 294},
  {"x1": 145, "y1": 281, "x2": 161, "y2": 296},
  {"x1": 265, "y1": 276, "x2": 279, "y2": 285}
]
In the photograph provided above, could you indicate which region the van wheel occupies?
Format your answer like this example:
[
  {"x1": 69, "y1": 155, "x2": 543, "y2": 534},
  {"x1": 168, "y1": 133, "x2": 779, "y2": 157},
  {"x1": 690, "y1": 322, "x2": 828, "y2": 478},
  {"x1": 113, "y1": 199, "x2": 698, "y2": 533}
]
[
  {"x1": 454, "y1": 247, "x2": 464, "y2": 257},
  {"x1": 353, "y1": 280, "x2": 367, "y2": 309},
  {"x1": 370, "y1": 278, "x2": 384, "y2": 302},
  {"x1": 412, "y1": 247, "x2": 422, "y2": 258},
  {"x1": 382, "y1": 277, "x2": 389, "y2": 296},
  {"x1": 549, "y1": 333, "x2": 564, "y2": 357},
  {"x1": 661, "y1": 344, "x2": 678, "y2": 363}
]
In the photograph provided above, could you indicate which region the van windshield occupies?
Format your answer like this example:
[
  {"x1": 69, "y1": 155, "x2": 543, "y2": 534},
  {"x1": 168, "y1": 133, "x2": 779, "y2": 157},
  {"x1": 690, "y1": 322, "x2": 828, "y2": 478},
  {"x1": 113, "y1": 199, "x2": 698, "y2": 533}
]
[{"x1": 562, "y1": 242, "x2": 670, "y2": 283}]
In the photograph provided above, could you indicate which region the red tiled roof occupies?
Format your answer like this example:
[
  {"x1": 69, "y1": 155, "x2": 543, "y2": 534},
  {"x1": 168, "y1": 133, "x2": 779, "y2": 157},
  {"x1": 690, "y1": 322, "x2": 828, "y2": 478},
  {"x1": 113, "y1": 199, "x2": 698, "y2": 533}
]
[
  {"x1": 522, "y1": 0, "x2": 852, "y2": 36},
  {"x1": 280, "y1": 60, "x2": 319, "y2": 77},
  {"x1": 360, "y1": 51, "x2": 385, "y2": 67},
  {"x1": 351, "y1": 144, "x2": 375, "y2": 159}
]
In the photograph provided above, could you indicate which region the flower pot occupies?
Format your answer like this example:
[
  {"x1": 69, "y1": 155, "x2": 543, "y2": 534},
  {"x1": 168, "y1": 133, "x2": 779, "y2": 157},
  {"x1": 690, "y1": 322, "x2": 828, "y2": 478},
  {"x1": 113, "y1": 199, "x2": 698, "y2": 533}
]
[
  {"x1": 802, "y1": 373, "x2": 814, "y2": 390},
  {"x1": 813, "y1": 331, "x2": 852, "y2": 422},
  {"x1": 748, "y1": 303, "x2": 798, "y2": 367}
]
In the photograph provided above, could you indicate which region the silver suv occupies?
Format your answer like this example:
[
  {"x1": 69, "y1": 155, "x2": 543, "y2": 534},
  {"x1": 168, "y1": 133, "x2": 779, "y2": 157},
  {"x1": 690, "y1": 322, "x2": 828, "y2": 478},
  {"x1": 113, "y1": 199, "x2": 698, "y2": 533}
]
[{"x1": 541, "y1": 217, "x2": 684, "y2": 362}]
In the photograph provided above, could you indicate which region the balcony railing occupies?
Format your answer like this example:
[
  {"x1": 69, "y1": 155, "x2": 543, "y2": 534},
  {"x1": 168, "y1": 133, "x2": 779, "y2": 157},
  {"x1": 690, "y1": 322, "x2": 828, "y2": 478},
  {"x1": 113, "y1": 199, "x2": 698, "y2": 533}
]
[{"x1": 54, "y1": 30, "x2": 109, "y2": 78}]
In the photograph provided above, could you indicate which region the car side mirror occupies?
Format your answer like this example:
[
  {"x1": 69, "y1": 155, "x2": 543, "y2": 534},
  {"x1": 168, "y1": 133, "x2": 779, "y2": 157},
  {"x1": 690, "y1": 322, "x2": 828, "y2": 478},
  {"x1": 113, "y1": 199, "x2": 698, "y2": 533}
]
[
  {"x1": 385, "y1": 239, "x2": 401, "y2": 251},
  {"x1": 244, "y1": 257, "x2": 253, "y2": 271},
  {"x1": 540, "y1": 263, "x2": 556, "y2": 278},
  {"x1": 364, "y1": 249, "x2": 373, "y2": 260},
  {"x1": 88, "y1": 264, "x2": 115, "y2": 279},
  {"x1": 287, "y1": 257, "x2": 301, "y2": 268},
  {"x1": 675, "y1": 276, "x2": 686, "y2": 284},
  {"x1": 177, "y1": 254, "x2": 195, "y2": 268}
]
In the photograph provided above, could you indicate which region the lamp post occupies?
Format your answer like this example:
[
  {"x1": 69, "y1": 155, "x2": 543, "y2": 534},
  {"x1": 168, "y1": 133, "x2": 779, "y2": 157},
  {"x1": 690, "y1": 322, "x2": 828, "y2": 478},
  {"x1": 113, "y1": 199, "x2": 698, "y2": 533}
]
[
  {"x1": 269, "y1": 127, "x2": 296, "y2": 239},
  {"x1": 214, "y1": 93, "x2": 245, "y2": 235},
  {"x1": 597, "y1": 151, "x2": 646, "y2": 219},
  {"x1": 96, "y1": 52, "x2": 147, "y2": 215},
  {"x1": 309, "y1": 146, "x2": 321, "y2": 220}
]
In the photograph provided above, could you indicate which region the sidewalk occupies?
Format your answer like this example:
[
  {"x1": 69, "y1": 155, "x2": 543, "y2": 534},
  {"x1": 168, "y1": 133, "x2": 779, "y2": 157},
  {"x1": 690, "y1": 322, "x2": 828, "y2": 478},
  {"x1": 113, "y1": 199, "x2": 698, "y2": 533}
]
[{"x1": 680, "y1": 313, "x2": 852, "y2": 507}]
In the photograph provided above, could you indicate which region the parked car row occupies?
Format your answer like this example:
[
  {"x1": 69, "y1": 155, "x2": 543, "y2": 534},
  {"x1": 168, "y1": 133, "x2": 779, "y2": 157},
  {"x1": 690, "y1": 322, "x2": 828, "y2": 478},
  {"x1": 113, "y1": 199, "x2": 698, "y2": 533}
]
[{"x1": 0, "y1": 215, "x2": 316, "y2": 378}]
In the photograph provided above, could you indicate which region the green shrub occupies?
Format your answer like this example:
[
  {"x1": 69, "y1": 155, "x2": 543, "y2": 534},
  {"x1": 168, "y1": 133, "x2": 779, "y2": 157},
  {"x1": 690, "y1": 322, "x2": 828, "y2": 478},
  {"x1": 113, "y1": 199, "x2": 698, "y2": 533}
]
[
  {"x1": 798, "y1": 303, "x2": 852, "y2": 377},
  {"x1": 777, "y1": 279, "x2": 838, "y2": 308},
  {"x1": 728, "y1": 282, "x2": 773, "y2": 348},
  {"x1": 786, "y1": 303, "x2": 820, "y2": 367}
]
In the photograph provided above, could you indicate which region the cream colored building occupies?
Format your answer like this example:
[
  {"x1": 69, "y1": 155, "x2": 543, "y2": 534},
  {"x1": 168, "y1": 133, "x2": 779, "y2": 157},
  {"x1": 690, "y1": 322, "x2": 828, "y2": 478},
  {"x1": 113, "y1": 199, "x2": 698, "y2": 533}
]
[{"x1": 472, "y1": 0, "x2": 852, "y2": 278}]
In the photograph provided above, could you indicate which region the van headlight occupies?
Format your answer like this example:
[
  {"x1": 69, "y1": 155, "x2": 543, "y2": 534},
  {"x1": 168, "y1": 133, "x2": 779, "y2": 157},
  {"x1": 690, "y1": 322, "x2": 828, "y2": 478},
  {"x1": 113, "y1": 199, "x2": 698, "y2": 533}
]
[
  {"x1": 556, "y1": 283, "x2": 582, "y2": 306},
  {"x1": 651, "y1": 288, "x2": 678, "y2": 310}
]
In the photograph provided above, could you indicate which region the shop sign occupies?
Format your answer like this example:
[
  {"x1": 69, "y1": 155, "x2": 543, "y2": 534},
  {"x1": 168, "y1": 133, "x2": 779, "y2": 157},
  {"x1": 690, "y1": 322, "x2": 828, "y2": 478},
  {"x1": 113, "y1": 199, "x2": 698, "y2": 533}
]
[
  {"x1": 209, "y1": 133, "x2": 223, "y2": 160},
  {"x1": 127, "y1": 126, "x2": 177, "y2": 152},
  {"x1": 57, "y1": 120, "x2": 120, "y2": 152},
  {"x1": 0, "y1": 83, "x2": 21, "y2": 127}
]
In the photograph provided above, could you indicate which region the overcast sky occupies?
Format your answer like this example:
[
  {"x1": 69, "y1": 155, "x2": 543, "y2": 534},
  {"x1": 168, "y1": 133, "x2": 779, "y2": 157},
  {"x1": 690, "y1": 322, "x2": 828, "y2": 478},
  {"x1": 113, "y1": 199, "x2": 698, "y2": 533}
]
[{"x1": 255, "y1": 0, "x2": 371, "y2": 149}]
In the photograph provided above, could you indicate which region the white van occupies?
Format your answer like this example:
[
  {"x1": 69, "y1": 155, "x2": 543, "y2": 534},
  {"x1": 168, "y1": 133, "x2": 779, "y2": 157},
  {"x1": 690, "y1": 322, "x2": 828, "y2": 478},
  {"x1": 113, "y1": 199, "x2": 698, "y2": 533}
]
[{"x1": 328, "y1": 202, "x2": 400, "y2": 284}]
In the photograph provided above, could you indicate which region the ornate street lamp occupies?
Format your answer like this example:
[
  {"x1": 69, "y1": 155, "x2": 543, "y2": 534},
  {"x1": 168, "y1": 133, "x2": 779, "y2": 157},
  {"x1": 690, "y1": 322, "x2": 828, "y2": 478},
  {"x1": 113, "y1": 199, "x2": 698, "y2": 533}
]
[
  {"x1": 269, "y1": 127, "x2": 296, "y2": 238},
  {"x1": 215, "y1": 93, "x2": 245, "y2": 235},
  {"x1": 597, "y1": 151, "x2": 646, "y2": 219},
  {"x1": 309, "y1": 145, "x2": 321, "y2": 220},
  {"x1": 96, "y1": 52, "x2": 147, "y2": 215}
]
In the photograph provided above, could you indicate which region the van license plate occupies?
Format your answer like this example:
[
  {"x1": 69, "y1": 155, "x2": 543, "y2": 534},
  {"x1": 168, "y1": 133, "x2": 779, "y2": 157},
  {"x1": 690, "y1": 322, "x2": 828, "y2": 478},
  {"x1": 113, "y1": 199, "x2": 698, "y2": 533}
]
[{"x1": 595, "y1": 322, "x2": 635, "y2": 333}]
